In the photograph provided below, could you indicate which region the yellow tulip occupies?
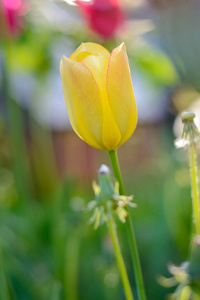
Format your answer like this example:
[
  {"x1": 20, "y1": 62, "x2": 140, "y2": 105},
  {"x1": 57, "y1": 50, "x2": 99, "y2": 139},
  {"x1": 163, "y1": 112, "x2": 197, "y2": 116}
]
[{"x1": 60, "y1": 42, "x2": 137, "y2": 151}]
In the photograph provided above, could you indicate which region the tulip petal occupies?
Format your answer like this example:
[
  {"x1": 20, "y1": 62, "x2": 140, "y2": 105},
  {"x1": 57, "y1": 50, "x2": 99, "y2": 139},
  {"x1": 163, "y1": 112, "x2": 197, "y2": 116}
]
[
  {"x1": 81, "y1": 54, "x2": 121, "y2": 150},
  {"x1": 76, "y1": 51, "x2": 91, "y2": 62},
  {"x1": 70, "y1": 42, "x2": 110, "y2": 61},
  {"x1": 107, "y1": 43, "x2": 137, "y2": 147},
  {"x1": 81, "y1": 54, "x2": 109, "y2": 92},
  {"x1": 60, "y1": 56, "x2": 105, "y2": 150},
  {"x1": 102, "y1": 101, "x2": 122, "y2": 150}
]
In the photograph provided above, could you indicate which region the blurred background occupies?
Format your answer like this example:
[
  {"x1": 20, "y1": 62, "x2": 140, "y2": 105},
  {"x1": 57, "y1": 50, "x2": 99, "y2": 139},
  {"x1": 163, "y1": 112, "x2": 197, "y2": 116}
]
[{"x1": 0, "y1": 0, "x2": 200, "y2": 299}]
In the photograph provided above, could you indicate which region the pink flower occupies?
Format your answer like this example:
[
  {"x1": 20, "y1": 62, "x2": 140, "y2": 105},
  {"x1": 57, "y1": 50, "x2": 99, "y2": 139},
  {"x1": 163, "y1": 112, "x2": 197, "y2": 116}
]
[
  {"x1": 77, "y1": 0, "x2": 124, "y2": 39},
  {"x1": 2, "y1": 0, "x2": 29, "y2": 36}
]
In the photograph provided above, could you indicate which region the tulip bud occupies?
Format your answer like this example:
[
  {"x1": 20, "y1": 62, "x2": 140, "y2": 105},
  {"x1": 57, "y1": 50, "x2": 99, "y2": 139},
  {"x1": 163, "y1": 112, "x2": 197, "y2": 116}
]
[
  {"x1": 0, "y1": 0, "x2": 29, "y2": 37},
  {"x1": 77, "y1": 0, "x2": 124, "y2": 39},
  {"x1": 60, "y1": 42, "x2": 137, "y2": 152}
]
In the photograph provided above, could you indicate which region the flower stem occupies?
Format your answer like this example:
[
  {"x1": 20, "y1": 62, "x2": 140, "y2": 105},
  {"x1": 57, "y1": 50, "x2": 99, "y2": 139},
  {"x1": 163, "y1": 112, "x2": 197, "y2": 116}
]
[
  {"x1": 0, "y1": 245, "x2": 10, "y2": 300},
  {"x1": 107, "y1": 214, "x2": 134, "y2": 300},
  {"x1": 189, "y1": 143, "x2": 200, "y2": 234},
  {"x1": 108, "y1": 150, "x2": 146, "y2": 300}
]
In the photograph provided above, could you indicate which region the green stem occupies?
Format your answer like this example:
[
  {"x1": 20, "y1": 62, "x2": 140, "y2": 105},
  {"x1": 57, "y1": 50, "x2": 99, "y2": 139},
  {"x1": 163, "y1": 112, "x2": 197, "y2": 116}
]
[
  {"x1": 189, "y1": 144, "x2": 200, "y2": 234},
  {"x1": 107, "y1": 214, "x2": 134, "y2": 300},
  {"x1": 65, "y1": 229, "x2": 80, "y2": 300},
  {"x1": 0, "y1": 246, "x2": 10, "y2": 300},
  {"x1": 108, "y1": 150, "x2": 146, "y2": 300}
]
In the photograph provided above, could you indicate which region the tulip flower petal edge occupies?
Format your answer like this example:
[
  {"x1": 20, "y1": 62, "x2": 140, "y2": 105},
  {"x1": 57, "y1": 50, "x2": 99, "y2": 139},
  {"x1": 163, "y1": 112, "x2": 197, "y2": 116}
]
[
  {"x1": 107, "y1": 43, "x2": 137, "y2": 147},
  {"x1": 60, "y1": 42, "x2": 137, "y2": 152},
  {"x1": 60, "y1": 57, "x2": 105, "y2": 150}
]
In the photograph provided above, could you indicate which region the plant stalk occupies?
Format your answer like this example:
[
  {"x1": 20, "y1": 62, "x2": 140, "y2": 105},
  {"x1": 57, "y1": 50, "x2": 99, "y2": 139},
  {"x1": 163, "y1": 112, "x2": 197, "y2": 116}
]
[
  {"x1": 107, "y1": 214, "x2": 134, "y2": 300},
  {"x1": 108, "y1": 149, "x2": 146, "y2": 300},
  {"x1": 189, "y1": 143, "x2": 200, "y2": 234}
]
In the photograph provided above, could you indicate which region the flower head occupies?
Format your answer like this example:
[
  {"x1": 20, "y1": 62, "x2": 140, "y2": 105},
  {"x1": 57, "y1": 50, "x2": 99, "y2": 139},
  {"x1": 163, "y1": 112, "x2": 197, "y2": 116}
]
[
  {"x1": 0, "y1": 0, "x2": 29, "y2": 36},
  {"x1": 60, "y1": 42, "x2": 137, "y2": 151},
  {"x1": 175, "y1": 112, "x2": 200, "y2": 149},
  {"x1": 77, "y1": 0, "x2": 124, "y2": 39},
  {"x1": 88, "y1": 164, "x2": 136, "y2": 229},
  {"x1": 158, "y1": 236, "x2": 200, "y2": 299}
]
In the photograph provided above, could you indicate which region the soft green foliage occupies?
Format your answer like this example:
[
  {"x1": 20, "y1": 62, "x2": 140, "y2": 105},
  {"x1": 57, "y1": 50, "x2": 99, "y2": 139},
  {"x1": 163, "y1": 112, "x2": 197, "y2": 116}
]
[
  {"x1": 0, "y1": 115, "x2": 192, "y2": 300},
  {"x1": 0, "y1": 3, "x2": 198, "y2": 298}
]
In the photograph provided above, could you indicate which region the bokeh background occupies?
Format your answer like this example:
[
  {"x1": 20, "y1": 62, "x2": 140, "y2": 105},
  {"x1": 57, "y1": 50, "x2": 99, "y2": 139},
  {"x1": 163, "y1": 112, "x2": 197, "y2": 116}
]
[{"x1": 0, "y1": 0, "x2": 200, "y2": 299}]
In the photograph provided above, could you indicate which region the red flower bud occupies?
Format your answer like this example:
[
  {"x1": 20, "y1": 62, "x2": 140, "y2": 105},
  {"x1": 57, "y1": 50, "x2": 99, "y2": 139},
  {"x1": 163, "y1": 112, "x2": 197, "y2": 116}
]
[
  {"x1": 1, "y1": 0, "x2": 29, "y2": 36},
  {"x1": 77, "y1": 0, "x2": 124, "y2": 39}
]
